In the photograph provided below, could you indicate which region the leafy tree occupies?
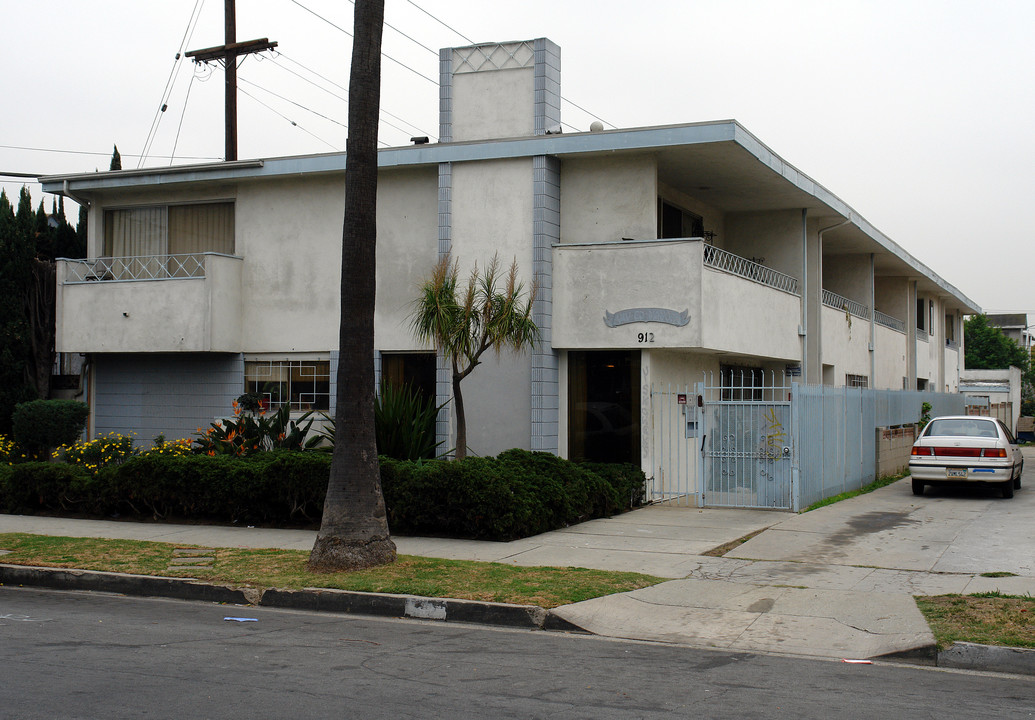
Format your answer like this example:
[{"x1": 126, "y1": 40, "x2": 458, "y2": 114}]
[
  {"x1": 0, "y1": 187, "x2": 86, "y2": 433},
  {"x1": 410, "y1": 254, "x2": 540, "y2": 460},
  {"x1": 964, "y1": 314, "x2": 1030, "y2": 372},
  {"x1": 308, "y1": 0, "x2": 394, "y2": 572},
  {"x1": 109, "y1": 144, "x2": 122, "y2": 171}
]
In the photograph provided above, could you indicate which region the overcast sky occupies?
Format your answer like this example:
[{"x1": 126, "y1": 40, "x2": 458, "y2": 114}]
[{"x1": 3, "y1": 0, "x2": 1033, "y2": 323}]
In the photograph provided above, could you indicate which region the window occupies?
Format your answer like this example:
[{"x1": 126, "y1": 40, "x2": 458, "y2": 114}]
[
  {"x1": 568, "y1": 350, "x2": 640, "y2": 464},
  {"x1": 916, "y1": 297, "x2": 925, "y2": 331},
  {"x1": 658, "y1": 200, "x2": 704, "y2": 239},
  {"x1": 846, "y1": 374, "x2": 868, "y2": 388},
  {"x1": 104, "y1": 202, "x2": 234, "y2": 257},
  {"x1": 720, "y1": 365, "x2": 764, "y2": 401},
  {"x1": 380, "y1": 353, "x2": 436, "y2": 404},
  {"x1": 945, "y1": 314, "x2": 956, "y2": 343},
  {"x1": 245, "y1": 360, "x2": 330, "y2": 412}
]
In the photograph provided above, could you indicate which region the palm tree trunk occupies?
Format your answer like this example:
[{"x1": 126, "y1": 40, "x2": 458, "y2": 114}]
[
  {"x1": 452, "y1": 370, "x2": 467, "y2": 460},
  {"x1": 308, "y1": 0, "x2": 395, "y2": 572}
]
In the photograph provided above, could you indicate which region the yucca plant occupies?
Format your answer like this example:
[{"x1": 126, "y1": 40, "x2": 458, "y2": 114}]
[{"x1": 373, "y1": 381, "x2": 445, "y2": 461}]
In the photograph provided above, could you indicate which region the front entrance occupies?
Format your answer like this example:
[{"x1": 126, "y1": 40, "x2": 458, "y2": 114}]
[{"x1": 568, "y1": 350, "x2": 640, "y2": 464}]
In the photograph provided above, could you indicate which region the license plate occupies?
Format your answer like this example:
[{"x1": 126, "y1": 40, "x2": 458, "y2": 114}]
[{"x1": 946, "y1": 468, "x2": 968, "y2": 478}]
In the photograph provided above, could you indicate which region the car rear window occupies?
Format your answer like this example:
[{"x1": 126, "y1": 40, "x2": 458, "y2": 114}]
[{"x1": 925, "y1": 419, "x2": 998, "y2": 438}]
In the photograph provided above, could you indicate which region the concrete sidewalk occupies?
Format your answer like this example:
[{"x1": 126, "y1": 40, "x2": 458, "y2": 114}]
[{"x1": 3, "y1": 475, "x2": 1034, "y2": 664}]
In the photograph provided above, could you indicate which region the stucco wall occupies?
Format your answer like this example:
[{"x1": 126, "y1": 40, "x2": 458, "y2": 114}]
[
  {"x1": 374, "y1": 167, "x2": 439, "y2": 350},
  {"x1": 874, "y1": 323, "x2": 907, "y2": 389},
  {"x1": 559, "y1": 155, "x2": 657, "y2": 244},
  {"x1": 820, "y1": 305, "x2": 871, "y2": 383},
  {"x1": 553, "y1": 240, "x2": 703, "y2": 350},
  {"x1": 698, "y1": 268, "x2": 802, "y2": 361},
  {"x1": 823, "y1": 254, "x2": 871, "y2": 306},
  {"x1": 724, "y1": 210, "x2": 803, "y2": 280},
  {"x1": 451, "y1": 68, "x2": 535, "y2": 142}
]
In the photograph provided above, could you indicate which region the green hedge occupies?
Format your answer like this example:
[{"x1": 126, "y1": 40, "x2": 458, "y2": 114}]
[
  {"x1": 11, "y1": 399, "x2": 89, "y2": 458},
  {"x1": 0, "y1": 449, "x2": 646, "y2": 540}
]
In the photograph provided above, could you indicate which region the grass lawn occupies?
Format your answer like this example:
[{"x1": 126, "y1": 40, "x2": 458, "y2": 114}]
[
  {"x1": 915, "y1": 593, "x2": 1035, "y2": 650},
  {"x1": 0, "y1": 532, "x2": 663, "y2": 609}
]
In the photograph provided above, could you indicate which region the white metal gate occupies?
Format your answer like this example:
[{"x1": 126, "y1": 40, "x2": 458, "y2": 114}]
[{"x1": 699, "y1": 372, "x2": 794, "y2": 509}]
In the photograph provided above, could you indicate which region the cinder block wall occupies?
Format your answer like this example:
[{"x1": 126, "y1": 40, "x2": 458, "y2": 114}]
[{"x1": 875, "y1": 425, "x2": 918, "y2": 478}]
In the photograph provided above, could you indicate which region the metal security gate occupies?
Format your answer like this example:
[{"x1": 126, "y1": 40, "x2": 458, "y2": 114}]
[
  {"x1": 647, "y1": 383, "x2": 700, "y2": 506},
  {"x1": 699, "y1": 372, "x2": 794, "y2": 509}
]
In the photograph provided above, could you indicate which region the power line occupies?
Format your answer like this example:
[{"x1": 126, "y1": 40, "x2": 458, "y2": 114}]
[
  {"x1": 169, "y1": 73, "x2": 198, "y2": 165},
  {"x1": 268, "y1": 52, "x2": 435, "y2": 139},
  {"x1": 140, "y1": 0, "x2": 207, "y2": 167},
  {"x1": 237, "y1": 87, "x2": 343, "y2": 150},
  {"x1": 403, "y1": 0, "x2": 473, "y2": 44},
  {"x1": 238, "y1": 77, "x2": 347, "y2": 129},
  {"x1": 287, "y1": 0, "x2": 436, "y2": 84},
  {"x1": 0, "y1": 143, "x2": 219, "y2": 161}
]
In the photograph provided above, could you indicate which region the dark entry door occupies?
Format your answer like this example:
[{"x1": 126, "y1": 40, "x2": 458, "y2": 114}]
[{"x1": 568, "y1": 350, "x2": 640, "y2": 464}]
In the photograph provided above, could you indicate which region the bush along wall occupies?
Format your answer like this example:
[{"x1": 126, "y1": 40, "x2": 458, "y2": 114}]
[{"x1": 0, "y1": 449, "x2": 646, "y2": 540}]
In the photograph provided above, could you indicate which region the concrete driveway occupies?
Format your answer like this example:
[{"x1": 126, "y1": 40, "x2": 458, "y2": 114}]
[{"x1": 552, "y1": 447, "x2": 1035, "y2": 659}]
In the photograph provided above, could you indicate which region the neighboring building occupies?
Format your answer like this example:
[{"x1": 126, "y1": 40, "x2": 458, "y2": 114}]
[
  {"x1": 960, "y1": 366, "x2": 1023, "y2": 434},
  {"x1": 42, "y1": 38, "x2": 980, "y2": 502},
  {"x1": 987, "y1": 313, "x2": 1032, "y2": 353}
]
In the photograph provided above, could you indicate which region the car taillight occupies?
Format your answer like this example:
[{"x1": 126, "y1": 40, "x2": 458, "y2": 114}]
[
  {"x1": 931, "y1": 447, "x2": 1007, "y2": 458},
  {"x1": 911, "y1": 447, "x2": 933, "y2": 456}
]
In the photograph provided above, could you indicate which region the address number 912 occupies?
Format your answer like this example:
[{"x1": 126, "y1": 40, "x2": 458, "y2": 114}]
[{"x1": 637, "y1": 332, "x2": 655, "y2": 343}]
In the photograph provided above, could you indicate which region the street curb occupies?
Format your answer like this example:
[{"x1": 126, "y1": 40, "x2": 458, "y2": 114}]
[
  {"x1": 0, "y1": 563, "x2": 589, "y2": 634},
  {"x1": 937, "y1": 641, "x2": 1035, "y2": 676}
]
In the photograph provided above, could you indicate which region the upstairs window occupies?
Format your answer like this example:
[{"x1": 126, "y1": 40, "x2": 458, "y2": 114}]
[
  {"x1": 846, "y1": 374, "x2": 868, "y2": 388},
  {"x1": 104, "y1": 202, "x2": 234, "y2": 257},
  {"x1": 658, "y1": 200, "x2": 704, "y2": 239}
]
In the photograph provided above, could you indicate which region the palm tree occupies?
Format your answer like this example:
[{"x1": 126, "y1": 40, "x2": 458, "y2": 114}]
[
  {"x1": 411, "y1": 254, "x2": 540, "y2": 459},
  {"x1": 308, "y1": 0, "x2": 396, "y2": 572}
]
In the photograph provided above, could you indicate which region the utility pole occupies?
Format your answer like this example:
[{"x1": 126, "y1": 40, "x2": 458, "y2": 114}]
[{"x1": 185, "y1": 0, "x2": 277, "y2": 161}]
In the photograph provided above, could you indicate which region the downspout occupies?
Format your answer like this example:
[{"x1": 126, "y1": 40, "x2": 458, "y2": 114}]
[
  {"x1": 869, "y1": 253, "x2": 876, "y2": 384},
  {"x1": 61, "y1": 180, "x2": 91, "y2": 210},
  {"x1": 815, "y1": 217, "x2": 852, "y2": 382},
  {"x1": 800, "y1": 209, "x2": 808, "y2": 382}
]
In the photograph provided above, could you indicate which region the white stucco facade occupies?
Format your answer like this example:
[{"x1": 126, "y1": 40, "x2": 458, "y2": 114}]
[{"x1": 44, "y1": 36, "x2": 980, "y2": 471}]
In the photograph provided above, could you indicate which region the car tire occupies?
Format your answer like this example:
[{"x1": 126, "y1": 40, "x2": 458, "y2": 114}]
[
  {"x1": 912, "y1": 478, "x2": 924, "y2": 496},
  {"x1": 1014, "y1": 468, "x2": 1022, "y2": 490},
  {"x1": 1002, "y1": 480, "x2": 1014, "y2": 499}
]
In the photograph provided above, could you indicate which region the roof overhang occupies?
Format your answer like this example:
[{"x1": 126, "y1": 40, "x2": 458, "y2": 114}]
[{"x1": 40, "y1": 119, "x2": 979, "y2": 312}]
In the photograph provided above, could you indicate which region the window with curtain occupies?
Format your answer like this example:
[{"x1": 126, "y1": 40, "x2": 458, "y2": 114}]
[{"x1": 104, "y1": 202, "x2": 234, "y2": 258}]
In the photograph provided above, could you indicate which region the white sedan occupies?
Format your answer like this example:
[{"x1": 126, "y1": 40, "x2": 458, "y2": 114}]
[{"x1": 909, "y1": 415, "x2": 1024, "y2": 499}]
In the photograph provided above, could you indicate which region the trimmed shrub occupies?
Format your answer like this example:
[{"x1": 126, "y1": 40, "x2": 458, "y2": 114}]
[
  {"x1": 0, "y1": 461, "x2": 96, "y2": 514},
  {"x1": 12, "y1": 399, "x2": 89, "y2": 458},
  {"x1": 0, "y1": 446, "x2": 644, "y2": 540}
]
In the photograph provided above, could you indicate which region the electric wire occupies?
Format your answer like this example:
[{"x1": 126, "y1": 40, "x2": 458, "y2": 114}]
[
  {"x1": 0, "y1": 144, "x2": 218, "y2": 161},
  {"x1": 287, "y1": 0, "x2": 436, "y2": 84},
  {"x1": 139, "y1": 0, "x2": 206, "y2": 167},
  {"x1": 237, "y1": 87, "x2": 346, "y2": 150},
  {"x1": 344, "y1": 0, "x2": 437, "y2": 55},
  {"x1": 403, "y1": 0, "x2": 474, "y2": 44},
  {"x1": 268, "y1": 52, "x2": 434, "y2": 139},
  {"x1": 169, "y1": 73, "x2": 198, "y2": 165},
  {"x1": 238, "y1": 77, "x2": 347, "y2": 130}
]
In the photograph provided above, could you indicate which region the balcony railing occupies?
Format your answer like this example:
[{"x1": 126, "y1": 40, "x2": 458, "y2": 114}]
[
  {"x1": 874, "y1": 310, "x2": 905, "y2": 333},
  {"x1": 916, "y1": 328, "x2": 929, "y2": 343},
  {"x1": 60, "y1": 253, "x2": 235, "y2": 283},
  {"x1": 821, "y1": 289, "x2": 871, "y2": 320},
  {"x1": 703, "y1": 245, "x2": 799, "y2": 295}
]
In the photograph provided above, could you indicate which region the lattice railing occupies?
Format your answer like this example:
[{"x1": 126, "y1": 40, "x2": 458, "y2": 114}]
[
  {"x1": 61, "y1": 253, "x2": 230, "y2": 282},
  {"x1": 874, "y1": 310, "x2": 905, "y2": 333},
  {"x1": 702, "y1": 245, "x2": 799, "y2": 295},
  {"x1": 821, "y1": 289, "x2": 871, "y2": 320}
]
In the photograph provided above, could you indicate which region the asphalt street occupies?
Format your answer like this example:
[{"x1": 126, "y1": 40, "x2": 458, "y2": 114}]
[{"x1": 1, "y1": 587, "x2": 1032, "y2": 719}]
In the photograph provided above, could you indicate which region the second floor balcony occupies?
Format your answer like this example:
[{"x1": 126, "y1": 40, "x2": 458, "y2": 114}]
[
  {"x1": 552, "y1": 238, "x2": 802, "y2": 360},
  {"x1": 56, "y1": 253, "x2": 243, "y2": 354}
]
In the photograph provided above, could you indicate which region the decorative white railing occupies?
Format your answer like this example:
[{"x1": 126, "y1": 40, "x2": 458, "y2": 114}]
[
  {"x1": 821, "y1": 289, "x2": 871, "y2": 320},
  {"x1": 916, "y1": 327, "x2": 929, "y2": 342},
  {"x1": 874, "y1": 310, "x2": 905, "y2": 333},
  {"x1": 60, "y1": 253, "x2": 235, "y2": 283},
  {"x1": 945, "y1": 339, "x2": 959, "y2": 350},
  {"x1": 702, "y1": 245, "x2": 799, "y2": 295}
]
